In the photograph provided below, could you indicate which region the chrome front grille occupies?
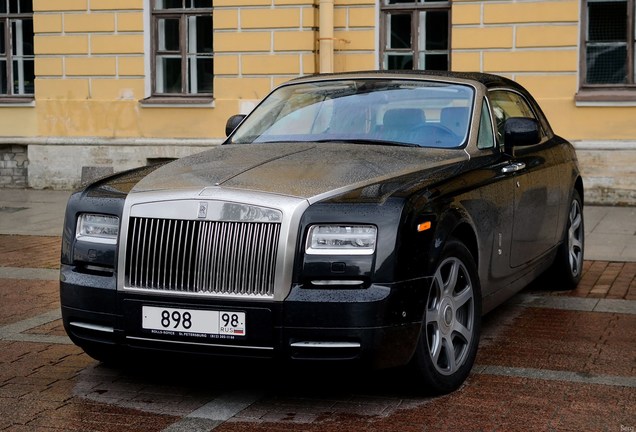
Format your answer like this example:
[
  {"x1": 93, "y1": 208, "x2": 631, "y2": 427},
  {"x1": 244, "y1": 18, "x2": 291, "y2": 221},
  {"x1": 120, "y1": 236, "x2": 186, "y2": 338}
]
[{"x1": 125, "y1": 217, "x2": 280, "y2": 297}]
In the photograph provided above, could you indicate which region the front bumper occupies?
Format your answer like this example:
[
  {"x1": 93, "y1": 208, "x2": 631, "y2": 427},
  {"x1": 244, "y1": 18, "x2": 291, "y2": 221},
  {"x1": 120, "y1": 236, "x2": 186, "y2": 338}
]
[{"x1": 60, "y1": 264, "x2": 430, "y2": 369}]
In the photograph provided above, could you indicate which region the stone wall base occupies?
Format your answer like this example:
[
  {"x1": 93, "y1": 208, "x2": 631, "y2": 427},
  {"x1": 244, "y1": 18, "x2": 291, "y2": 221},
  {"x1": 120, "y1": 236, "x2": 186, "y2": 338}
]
[
  {"x1": 0, "y1": 145, "x2": 28, "y2": 188},
  {"x1": 21, "y1": 138, "x2": 220, "y2": 190},
  {"x1": 0, "y1": 139, "x2": 634, "y2": 206},
  {"x1": 573, "y1": 141, "x2": 636, "y2": 206}
]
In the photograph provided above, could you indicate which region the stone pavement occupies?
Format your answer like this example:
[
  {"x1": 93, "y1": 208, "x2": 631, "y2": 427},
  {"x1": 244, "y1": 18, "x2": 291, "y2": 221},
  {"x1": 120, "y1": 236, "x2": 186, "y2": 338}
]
[{"x1": 0, "y1": 188, "x2": 635, "y2": 432}]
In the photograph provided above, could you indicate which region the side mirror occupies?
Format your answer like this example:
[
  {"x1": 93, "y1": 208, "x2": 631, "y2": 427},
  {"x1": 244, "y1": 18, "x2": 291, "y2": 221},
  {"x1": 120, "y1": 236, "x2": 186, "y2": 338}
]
[
  {"x1": 503, "y1": 117, "x2": 541, "y2": 153},
  {"x1": 225, "y1": 114, "x2": 246, "y2": 137}
]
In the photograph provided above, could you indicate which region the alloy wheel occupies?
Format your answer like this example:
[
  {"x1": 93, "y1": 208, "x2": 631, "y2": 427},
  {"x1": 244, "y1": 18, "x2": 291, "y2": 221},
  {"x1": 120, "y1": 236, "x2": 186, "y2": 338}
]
[
  {"x1": 425, "y1": 257, "x2": 475, "y2": 376},
  {"x1": 568, "y1": 199, "x2": 584, "y2": 277}
]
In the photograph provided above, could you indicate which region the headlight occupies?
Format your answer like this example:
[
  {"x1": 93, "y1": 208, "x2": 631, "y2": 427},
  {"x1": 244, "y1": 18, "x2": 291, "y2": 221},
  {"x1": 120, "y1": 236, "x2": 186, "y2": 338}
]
[
  {"x1": 306, "y1": 225, "x2": 377, "y2": 255},
  {"x1": 76, "y1": 213, "x2": 119, "y2": 244}
]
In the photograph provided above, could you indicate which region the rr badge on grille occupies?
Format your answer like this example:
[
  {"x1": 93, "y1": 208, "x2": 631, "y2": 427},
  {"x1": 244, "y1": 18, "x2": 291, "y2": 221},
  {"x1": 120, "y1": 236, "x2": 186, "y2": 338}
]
[{"x1": 197, "y1": 202, "x2": 208, "y2": 219}]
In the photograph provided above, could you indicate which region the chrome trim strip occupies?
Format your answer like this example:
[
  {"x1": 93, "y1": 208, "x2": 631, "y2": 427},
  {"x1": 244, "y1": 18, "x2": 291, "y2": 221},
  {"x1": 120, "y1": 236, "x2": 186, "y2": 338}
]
[
  {"x1": 127, "y1": 336, "x2": 274, "y2": 350},
  {"x1": 82, "y1": 264, "x2": 114, "y2": 273},
  {"x1": 123, "y1": 286, "x2": 274, "y2": 301},
  {"x1": 70, "y1": 322, "x2": 115, "y2": 333},
  {"x1": 290, "y1": 341, "x2": 361, "y2": 349},
  {"x1": 76, "y1": 235, "x2": 117, "y2": 245},
  {"x1": 306, "y1": 249, "x2": 374, "y2": 256},
  {"x1": 128, "y1": 199, "x2": 282, "y2": 222},
  {"x1": 310, "y1": 280, "x2": 364, "y2": 286}
]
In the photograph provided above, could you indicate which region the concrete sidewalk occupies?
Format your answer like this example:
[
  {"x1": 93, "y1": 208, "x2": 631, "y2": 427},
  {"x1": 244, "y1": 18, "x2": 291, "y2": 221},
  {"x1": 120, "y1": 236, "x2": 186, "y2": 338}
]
[
  {"x1": 0, "y1": 188, "x2": 635, "y2": 262},
  {"x1": 0, "y1": 189, "x2": 70, "y2": 237}
]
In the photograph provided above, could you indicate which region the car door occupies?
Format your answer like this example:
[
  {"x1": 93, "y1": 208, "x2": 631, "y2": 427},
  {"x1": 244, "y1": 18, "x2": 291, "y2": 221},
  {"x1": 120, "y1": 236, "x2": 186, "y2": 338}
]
[
  {"x1": 459, "y1": 98, "x2": 516, "y2": 294},
  {"x1": 489, "y1": 90, "x2": 562, "y2": 268}
]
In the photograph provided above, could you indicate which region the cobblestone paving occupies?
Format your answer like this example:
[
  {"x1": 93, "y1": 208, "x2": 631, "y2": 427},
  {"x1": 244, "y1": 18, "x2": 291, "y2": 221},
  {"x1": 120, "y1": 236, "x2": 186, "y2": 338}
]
[
  {"x1": 0, "y1": 234, "x2": 635, "y2": 431},
  {"x1": 0, "y1": 235, "x2": 61, "y2": 270},
  {"x1": 575, "y1": 261, "x2": 636, "y2": 299}
]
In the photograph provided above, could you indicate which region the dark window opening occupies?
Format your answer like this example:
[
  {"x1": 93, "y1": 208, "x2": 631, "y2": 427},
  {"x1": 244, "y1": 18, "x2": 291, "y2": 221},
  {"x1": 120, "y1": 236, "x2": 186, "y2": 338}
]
[
  {"x1": 151, "y1": 0, "x2": 213, "y2": 98},
  {"x1": 381, "y1": 1, "x2": 451, "y2": 71},
  {"x1": 0, "y1": 0, "x2": 34, "y2": 98},
  {"x1": 579, "y1": 0, "x2": 636, "y2": 100}
]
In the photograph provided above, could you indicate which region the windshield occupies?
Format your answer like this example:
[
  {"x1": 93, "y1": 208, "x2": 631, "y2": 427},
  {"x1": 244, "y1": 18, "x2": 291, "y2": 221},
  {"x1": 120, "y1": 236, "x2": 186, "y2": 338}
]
[{"x1": 230, "y1": 79, "x2": 474, "y2": 148}]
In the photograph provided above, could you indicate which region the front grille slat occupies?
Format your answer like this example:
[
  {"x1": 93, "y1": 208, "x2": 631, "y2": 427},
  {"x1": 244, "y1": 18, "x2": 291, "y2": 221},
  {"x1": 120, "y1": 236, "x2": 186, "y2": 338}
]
[
  {"x1": 184, "y1": 221, "x2": 192, "y2": 291},
  {"x1": 244, "y1": 223, "x2": 255, "y2": 293},
  {"x1": 185, "y1": 220, "x2": 195, "y2": 292},
  {"x1": 156, "y1": 219, "x2": 163, "y2": 288},
  {"x1": 254, "y1": 225, "x2": 264, "y2": 293},
  {"x1": 125, "y1": 217, "x2": 280, "y2": 298},
  {"x1": 173, "y1": 220, "x2": 179, "y2": 290},
  {"x1": 204, "y1": 221, "x2": 215, "y2": 292},
  {"x1": 230, "y1": 223, "x2": 240, "y2": 293},
  {"x1": 139, "y1": 219, "x2": 147, "y2": 287},
  {"x1": 265, "y1": 223, "x2": 278, "y2": 295},
  {"x1": 193, "y1": 221, "x2": 202, "y2": 292},
  {"x1": 211, "y1": 221, "x2": 221, "y2": 293},
  {"x1": 194, "y1": 221, "x2": 205, "y2": 292},
  {"x1": 167, "y1": 220, "x2": 174, "y2": 289},
  {"x1": 219, "y1": 222, "x2": 230, "y2": 293},
  {"x1": 130, "y1": 217, "x2": 139, "y2": 287}
]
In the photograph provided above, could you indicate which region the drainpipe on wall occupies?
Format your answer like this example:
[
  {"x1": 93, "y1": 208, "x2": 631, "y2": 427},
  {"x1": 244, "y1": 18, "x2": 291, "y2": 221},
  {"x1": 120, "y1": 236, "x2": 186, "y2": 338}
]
[{"x1": 319, "y1": 0, "x2": 334, "y2": 73}]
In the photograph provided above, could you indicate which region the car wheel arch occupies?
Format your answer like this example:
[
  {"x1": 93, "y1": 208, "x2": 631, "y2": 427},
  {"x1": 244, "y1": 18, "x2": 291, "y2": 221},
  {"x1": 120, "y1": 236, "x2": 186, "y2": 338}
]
[
  {"x1": 409, "y1": 237, "x2": 483, "y2": 394},
  {"x1": 555, "y1": 175, "x2": 584, "y2": 243},
  {"x1": 575, "y1": 176, "x2": 584, "y2": 206},
  {"x1": 429, "y1": 208, "x2": 479, "y2": 269},
  {"x1": 450, "y1": 222, "x2": 479, "y2": 266}
]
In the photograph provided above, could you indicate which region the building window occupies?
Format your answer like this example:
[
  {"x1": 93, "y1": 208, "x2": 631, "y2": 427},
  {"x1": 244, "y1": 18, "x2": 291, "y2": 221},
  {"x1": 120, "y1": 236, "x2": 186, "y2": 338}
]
[
  {"x1": 578, "y1": 0, "x2": 635, "y2": 101},
  {"x1": 380, "y1": 0, "x2": 450, "y2": 71},
  {"x1": 151, "y1": 0, "x2": 213, "y2": 99},
  {"x1": 0, "y1": 0, "x2": 34, "y2": 99}
]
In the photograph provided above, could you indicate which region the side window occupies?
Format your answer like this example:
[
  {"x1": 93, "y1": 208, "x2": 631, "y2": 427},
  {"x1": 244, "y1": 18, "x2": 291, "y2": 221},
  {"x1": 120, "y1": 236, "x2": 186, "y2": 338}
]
[
  {"x1": 477, "y1": 99, "x2": 495, "y2": 150},
  {"x1": 489, "y1": 90, "x2": 541, "y2": 146}
]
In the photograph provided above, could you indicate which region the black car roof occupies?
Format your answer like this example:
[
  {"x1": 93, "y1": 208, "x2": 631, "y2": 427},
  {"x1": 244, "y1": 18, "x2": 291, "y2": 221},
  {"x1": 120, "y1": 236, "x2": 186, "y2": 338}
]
[{"x1": 289, "y1": 70, "x2": 525, "y2": 92}]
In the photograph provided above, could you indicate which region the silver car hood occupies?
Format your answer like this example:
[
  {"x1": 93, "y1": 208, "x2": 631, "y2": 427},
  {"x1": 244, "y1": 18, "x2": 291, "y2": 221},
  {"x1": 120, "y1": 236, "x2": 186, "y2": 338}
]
[
  {"x1": 120, "y1": 143, "x2": 467, "y2": 302},
  {"x1": 131, "y1": 142, "x2": 468, "y2": 202}
]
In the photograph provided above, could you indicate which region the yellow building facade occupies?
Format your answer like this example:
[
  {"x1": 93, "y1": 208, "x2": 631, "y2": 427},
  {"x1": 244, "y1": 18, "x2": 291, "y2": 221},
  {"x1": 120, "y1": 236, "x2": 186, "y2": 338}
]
[{"x1": 0, "y1": 0, "x2": 634, "y2": 204}]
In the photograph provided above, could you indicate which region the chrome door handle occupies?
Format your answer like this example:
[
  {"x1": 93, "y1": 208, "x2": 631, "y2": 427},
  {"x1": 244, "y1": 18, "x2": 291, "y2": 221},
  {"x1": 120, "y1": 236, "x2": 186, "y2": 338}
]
[{"x1": 501, "y1": 162, "x2": 526, "y2": 173}]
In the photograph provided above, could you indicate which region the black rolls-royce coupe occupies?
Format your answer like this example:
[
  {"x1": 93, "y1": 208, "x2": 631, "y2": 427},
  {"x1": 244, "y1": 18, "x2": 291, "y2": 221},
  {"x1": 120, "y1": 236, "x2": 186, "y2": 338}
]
[{"x1": 60, "y1": 71, "x2": 584, "y2": 394}]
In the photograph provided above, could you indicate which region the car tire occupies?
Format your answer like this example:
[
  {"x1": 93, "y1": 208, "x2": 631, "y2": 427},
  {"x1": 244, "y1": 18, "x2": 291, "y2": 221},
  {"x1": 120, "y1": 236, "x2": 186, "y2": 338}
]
[
  {"x1": 549, "y1": 189, "x2": 584, "y2": 290},
  {"x1": 411, "y1": 239, "x2": 482, "y2": 395}
]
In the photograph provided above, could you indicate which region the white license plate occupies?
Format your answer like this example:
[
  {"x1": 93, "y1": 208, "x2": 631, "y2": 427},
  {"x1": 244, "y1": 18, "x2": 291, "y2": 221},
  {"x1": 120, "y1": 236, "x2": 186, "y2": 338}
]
[{"x1": 142, "y1": 306, "x2": 246, "y2": 337}]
